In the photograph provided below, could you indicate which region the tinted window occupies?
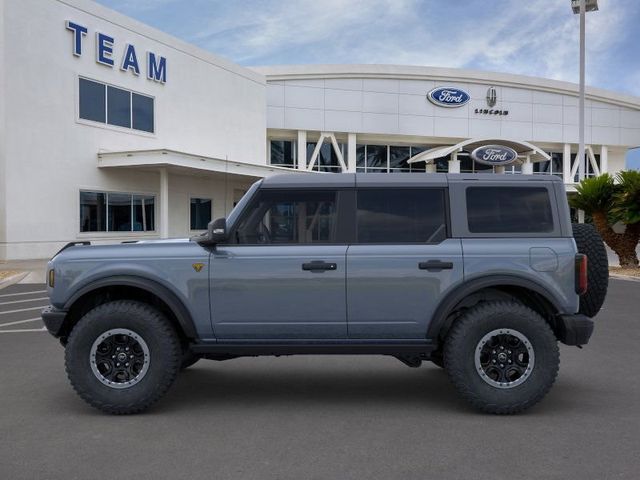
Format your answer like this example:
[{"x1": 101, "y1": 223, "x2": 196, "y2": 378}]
[
  {"x1": 190, "y1": 198, "x2": 212, "y2": 230},
  {"x1": 133, "y1": 195, "x2": 155, "y2": 231},
  {"x1": 466, "y1": 187, "x2": 554, "y2": 233},
  {"x1": 132, "y1": 93, "x2": 154, "y2": 133},
  {"x1": 79, "y1": 78, "x2": 106, "y2": 123},
  {"x1": 357, "y1": 189, "x2": 447, "y2": 243},
  {"x1": 107, "y1": 86, "x2": 131, "y2": 128},
  {"x1": 80, "y1": 191, "x2": 106, "y2": 232},
  {"x1": 108, "y1": 193, "x2": 132, "y2": 231},
  {"x1": 235, "y1": 190, "x2": 337, "y2": 244}
]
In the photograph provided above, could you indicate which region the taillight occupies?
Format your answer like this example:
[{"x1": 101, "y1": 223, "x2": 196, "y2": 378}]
[{"x1": 575, "y1": 254, "x2": 588, "y2": 295}]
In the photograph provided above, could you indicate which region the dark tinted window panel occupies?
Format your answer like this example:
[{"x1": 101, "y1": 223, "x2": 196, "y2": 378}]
[
  {"x1": 108, "y1": 193, "x2": 132, "y2": 232},
  {"x1": 356, "y1": 145, "x2": 366, "y2": 168},
  {"x1": 235, "y1": 190, "x2": 337, "y2": 244},
  {"x1": 270, "y1": 140, "x2": 295, "y2": 167},
  {"x1": 357, "y1": 189, "x2": 447, "y2": 243},
  {"x1": 190, "y1": 198, "x2": 212, "y2": 230},
  {"x1": 389, "y1": 146, "x2": 411, "y2": 172},
  {"x1": 80, "y1": 191, "x2": 106, "y2": 232},
  {"x1": 79, "y1": 79, "x2": 106, "y2": 123},
  {"x1": 107, "y1": 86, "x2": 131, "y2": 128},
  {"x1": 133, "y1": 195, "x2": 155, "y2": 231},
  {"x1": 366, "y1": 145, "x2": 387, "y2": 169},
  {"x1": 466, "y1": 187, "x2": 554, "y2": 233},
  {"x1": 132, "y1": 93, "x2": 154, "y2": 133}
]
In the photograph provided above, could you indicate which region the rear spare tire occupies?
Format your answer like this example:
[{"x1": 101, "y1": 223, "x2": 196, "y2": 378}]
[{"x1": 572, "y1": 223, "x2": 609, "y2": 317}]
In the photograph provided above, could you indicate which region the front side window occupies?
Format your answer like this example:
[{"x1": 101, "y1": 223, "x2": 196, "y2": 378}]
[
  {"x1": 356, "y1": 189, "x2": 447, "y2": 243},
  {"x1": 234, "y1": 190, "x2": 337, "y2": 244},
  {"x1": 190, "y1": 198, "x2": 212, "y2": 230},
  {"x1": 466, "y1": 187, "x2": 554, "y2": 233},
  {"x1": 78, "y1": 78, "x2": 154, "y2": 133},
  {"x1": 80, "y1": 191, "x2": 155, "y2": 232}
]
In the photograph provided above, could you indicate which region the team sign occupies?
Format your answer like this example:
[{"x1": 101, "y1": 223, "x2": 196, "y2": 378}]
[{"x1": 66, "y1": 21, "x2": 167, "y2": 84}]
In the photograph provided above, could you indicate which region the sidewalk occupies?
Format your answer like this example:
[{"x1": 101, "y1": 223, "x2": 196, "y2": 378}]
[{"x1": 0, "y1": 259, "x2": 48, "y2": 286}]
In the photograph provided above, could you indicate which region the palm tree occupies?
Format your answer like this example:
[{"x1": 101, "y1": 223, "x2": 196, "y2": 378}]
[{"x1": 570, "y1": 172, "x2": 640, "y2": 268}]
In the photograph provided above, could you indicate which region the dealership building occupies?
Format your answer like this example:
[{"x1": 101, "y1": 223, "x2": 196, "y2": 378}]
[{"x1": 1, "y1": 0, "x2": 640, "y2": 260}]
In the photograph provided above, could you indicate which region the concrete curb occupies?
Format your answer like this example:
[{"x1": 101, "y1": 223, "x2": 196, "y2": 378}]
[
  {"x1": 610, "y1": 274, "x2": 640, "y2": 283},
  {"x1": 0, "y1": 272, "x2": 30, "y2": 290}
]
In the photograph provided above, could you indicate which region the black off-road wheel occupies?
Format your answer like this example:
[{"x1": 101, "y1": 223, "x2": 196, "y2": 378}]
[
  {"x1": 572, "y1": 223, "x2": 609, "y2": 317},
  {"x1": 65, "y1": 300, "x2": 181, "y2": 415},
  {"x1": 444, "y1": 301, "x2": 559, "y2": 414}
]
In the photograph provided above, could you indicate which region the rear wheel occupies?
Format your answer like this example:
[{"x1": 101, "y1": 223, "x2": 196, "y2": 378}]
[
  {"x1": 444, "y1": 301, "x2": 559, "y2": 414},
  {"x1": 65, "y1": 300, "x2": 181, "y2": 414},
  {"x1": 572, "y1": 223, "x2": 609, "y2": 317}
]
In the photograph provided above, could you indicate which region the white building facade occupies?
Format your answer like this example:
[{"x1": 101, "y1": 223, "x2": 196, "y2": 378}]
[{"x1": 1, "y1": 0, "x2": 640, "y2": 260}]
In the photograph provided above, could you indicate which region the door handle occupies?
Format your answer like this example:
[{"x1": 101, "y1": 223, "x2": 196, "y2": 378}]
[
  {"x1": 302, "y1": 261, "x2": 337, "y2": 272},
  {"x1": 418, "y1": 260, "x2": 453, "y2": 271}
]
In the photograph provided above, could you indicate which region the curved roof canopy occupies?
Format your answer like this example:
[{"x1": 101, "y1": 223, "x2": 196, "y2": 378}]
[{"x1": 407, "y1": 138, "x2": 551, "y2": 165}]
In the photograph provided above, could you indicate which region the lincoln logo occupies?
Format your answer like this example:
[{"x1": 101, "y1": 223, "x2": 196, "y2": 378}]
[
  {"x1": 486, "y1": 86, "x2": 497, "y2": 107},
  {"x1": 427, "y1": 87, "x2": 470, "y2": 107},
  {"x1": 471, "y1": 145, "x2": 519, "y2": 166}
]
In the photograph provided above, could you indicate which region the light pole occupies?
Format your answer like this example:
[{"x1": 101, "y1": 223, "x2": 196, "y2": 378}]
[{"x1": 571, "y1": 0, "x2": 598, "y2": 183}]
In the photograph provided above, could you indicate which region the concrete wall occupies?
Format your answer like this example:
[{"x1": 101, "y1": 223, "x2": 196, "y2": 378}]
[
  {"x1": 1, "y1": 0, "x2": 266, "y2": 259},
  {"x1": 259, "y1": 65, "x2": 640, "y2": 148}
]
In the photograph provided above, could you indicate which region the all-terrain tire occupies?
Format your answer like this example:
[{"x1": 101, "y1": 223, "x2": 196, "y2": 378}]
[
  {"x1": 572, "y1": 223, "x2": 609, "y2": 317},
  {"x1": 65, "y1": 300, "x2": 181, "y2": 414},
  {"x1": 444, "y1": 301, "x2": 559, "y2": 414}
]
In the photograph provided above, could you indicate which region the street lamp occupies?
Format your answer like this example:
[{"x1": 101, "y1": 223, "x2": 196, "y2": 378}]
[{"x1": 571, "y1": 0, "x2": 598, "y2": 184}]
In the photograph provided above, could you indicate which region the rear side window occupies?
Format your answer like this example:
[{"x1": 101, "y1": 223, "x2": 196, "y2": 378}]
[
  {"x1": 466, "y1": 187, "x2": 554, "y2": 233},
  {"x1": 356, "y1": 189, "x2": 447, "y2": 243}
]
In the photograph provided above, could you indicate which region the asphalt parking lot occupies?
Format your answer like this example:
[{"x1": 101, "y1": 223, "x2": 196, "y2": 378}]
[{"x1": 1, "y1": 280, "x2": 639, "y2": 480}]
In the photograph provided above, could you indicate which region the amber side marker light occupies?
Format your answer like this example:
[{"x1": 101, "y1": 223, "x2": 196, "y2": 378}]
[{"x1": 48, "y1": 269, "x2": 55, "y2": 288}]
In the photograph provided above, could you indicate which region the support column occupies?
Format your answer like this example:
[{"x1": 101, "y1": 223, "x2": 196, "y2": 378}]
[
  {"x1": 495, "y1": 166, "x2": 506, "y2": 174},
  {"x1": 347, "y1": 133, "x2": 357, "y2": 173},
  {"x1": 425, "y1": 163, "x2": 437, "y2": 173},
  {"x1": 522, "y1": 155, "x2": 533, "y2": 175},
  {"x1": 159, "y1": 168, "x2": 169, "y2": 239},
  {"x1": 448, "y1": 152, "x2": 460, "y2": 173},
  {"x1": 578, "y1": 210, "x2": 585, "y2": 224},
  {"x1": 600, "y1": 145, "x2": 608, "y2": 174},
  {"x1": 297, "y1": 130, "x2": 307, "y2": 170},
  {"x1": 563, "y1": 143, "x2": 572, "y2": 184}
]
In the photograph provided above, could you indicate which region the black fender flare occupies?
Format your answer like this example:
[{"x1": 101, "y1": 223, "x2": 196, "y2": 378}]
[
  {"x1": 426, "y1": 274, "x2": 564, "y2": 341},
  {"x1": 63, "y1": 275, "x2": 197, "y2": 338}
]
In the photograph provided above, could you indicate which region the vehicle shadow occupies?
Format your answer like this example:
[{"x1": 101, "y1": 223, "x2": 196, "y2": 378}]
[{"x1": 156, "y1": 360, "x2": 475, "y2": 414}]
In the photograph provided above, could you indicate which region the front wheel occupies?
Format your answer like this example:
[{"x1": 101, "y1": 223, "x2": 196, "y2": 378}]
[
  {"x1": 444, "y1": 301, "x2": 559, "y2": 414},
  {"x1": 65, "y1": 300, "x2": 181, "y2": 414}
]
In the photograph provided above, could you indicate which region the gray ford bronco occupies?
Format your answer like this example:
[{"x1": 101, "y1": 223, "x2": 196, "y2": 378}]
[{"x1": 42, "y1": 173, "x2": 608, "y2": 414}]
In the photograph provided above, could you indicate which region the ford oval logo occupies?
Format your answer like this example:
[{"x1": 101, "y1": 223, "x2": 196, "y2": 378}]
[
  {"x1": 427, "y1": 87, "x2": 470, "y2": 108},
  {"x1": 471, "y1": 145, "x2": 519, "y2": 166}
]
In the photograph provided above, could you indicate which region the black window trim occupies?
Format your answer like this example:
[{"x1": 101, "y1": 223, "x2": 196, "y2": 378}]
[
  {"x1": 77, "y1": 76, "x2": 156, "y2": 135},
  {"x1": 352, "y1": 187, "x2": 450, "y2": 245}
]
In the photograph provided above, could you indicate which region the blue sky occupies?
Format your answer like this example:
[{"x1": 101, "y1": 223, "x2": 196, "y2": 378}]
[{"x1": 95, "y1": 0, "x2": 640, "y2": 169}]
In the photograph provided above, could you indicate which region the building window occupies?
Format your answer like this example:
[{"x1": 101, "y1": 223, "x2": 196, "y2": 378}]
[
  {"x1": 534, "y1": 152, "x2": 564, "y2": 177},
  {"x1": 78, "y1": 78, "x2": 154, "y2": 133},
  {"x1": 356, "y1": 189, "x2": 447, "y2": 243},
  {"x1": 306, "y1": 142, "x2": 345, "y2": 172},
  {"x1": 356, "y1": 145, "x2": 428, "y2": 173},
  {"x1": 80, "y1": 191, "x2": 155, "y2": 232},
  {"x1": 190, "y1": 198, "x2": 212, "y2": 230},
  {"x1": 270, "y1": 140, "x2": 297, "y2": 169}
]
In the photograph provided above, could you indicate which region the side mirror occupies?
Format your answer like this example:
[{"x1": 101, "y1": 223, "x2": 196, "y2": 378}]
[{"x1": 207, "y1": 217, "x2": 228, "y2": 244}]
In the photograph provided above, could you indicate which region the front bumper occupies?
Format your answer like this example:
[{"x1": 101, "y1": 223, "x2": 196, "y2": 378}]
[
  {"x1": 556, "y1": 314, "x2": 594, "y2": 346},
  {"x1": 41, "y1": 306, "x2": 68, "y2": 338}
]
